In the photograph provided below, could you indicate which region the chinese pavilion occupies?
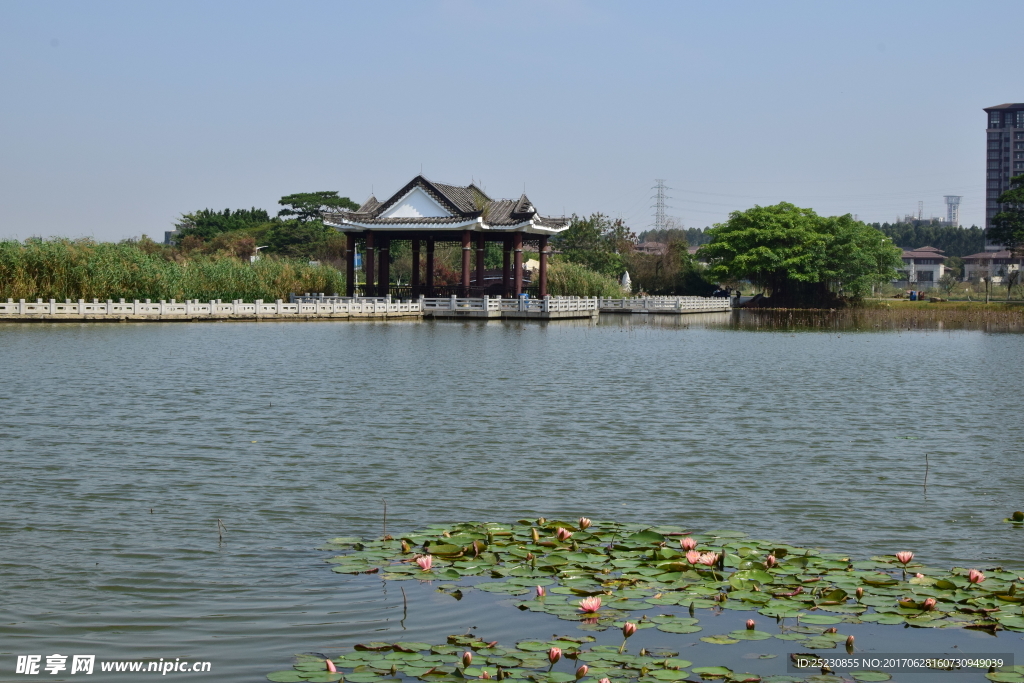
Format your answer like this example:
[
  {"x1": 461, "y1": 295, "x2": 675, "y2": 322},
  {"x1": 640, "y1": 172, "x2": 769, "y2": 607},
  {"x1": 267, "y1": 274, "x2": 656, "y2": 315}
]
[{"x1": 323, "y1": 175, "x2": 569, "y2": 298}]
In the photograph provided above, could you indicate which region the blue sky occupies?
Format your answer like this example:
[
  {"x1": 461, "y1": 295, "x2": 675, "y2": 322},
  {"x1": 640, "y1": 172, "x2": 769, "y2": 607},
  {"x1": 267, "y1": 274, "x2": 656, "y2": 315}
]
[{"x1": 0, "y1": 0, "x2": 1019, "y2": 241}]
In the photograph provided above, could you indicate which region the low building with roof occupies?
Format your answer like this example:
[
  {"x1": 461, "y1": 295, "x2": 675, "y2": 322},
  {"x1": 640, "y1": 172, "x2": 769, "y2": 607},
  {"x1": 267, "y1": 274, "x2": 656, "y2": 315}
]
[
  {"x1": 323, "y1": 175, "x2": 568, "y2": 298},
  {"x1": 962, "y1": 249, "x2": 1024, "y2": 283}
]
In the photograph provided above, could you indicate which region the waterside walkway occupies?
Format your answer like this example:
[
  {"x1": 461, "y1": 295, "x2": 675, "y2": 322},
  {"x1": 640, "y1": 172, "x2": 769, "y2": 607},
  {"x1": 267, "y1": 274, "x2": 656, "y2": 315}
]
[{"x1": 0, "y1": 295, "x2": 730, "y2": 323}]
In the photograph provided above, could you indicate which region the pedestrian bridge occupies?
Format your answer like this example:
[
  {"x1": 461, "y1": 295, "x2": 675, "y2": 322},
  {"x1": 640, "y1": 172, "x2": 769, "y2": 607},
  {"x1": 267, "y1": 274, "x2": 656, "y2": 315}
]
[{"x1": 0, "y1": 295, "x2": 731, "y2": 322}]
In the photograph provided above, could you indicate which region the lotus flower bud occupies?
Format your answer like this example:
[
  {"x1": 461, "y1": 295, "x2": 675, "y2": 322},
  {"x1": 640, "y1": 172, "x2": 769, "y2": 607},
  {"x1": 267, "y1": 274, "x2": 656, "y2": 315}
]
[
  {"x1": 579, "y1": 517, "x2": 592, "y2": 530},
  {"x1": 531, "y1": 528, "x2": 540, "y2": 542},
  {"x1": 575, "y1": 665, "x2": 589, "y2": 680},
  {"x1": 855, "y1": 587, "x2": 864, "y2": 600},
  {"x1": 481, "y1": 672, "x2": 491, "y2": 680},
  {"x1": 765, "y1": 554, "x2": 777, "y2": 568},
  {"x1": 680, "y1": 537, "x2": 697, "y2": 551},
  {"x1": 536, "y1": 585, "x2": 546, "y2": 598},
  {"x1": 599, "y1": 679, "x2": 611, "y2": 683},
  {"x1": 401, "y1": 539, "x2": 410, "y2": 553},
  {"x1": 556, "y1": 528, "x2": 573, "y2": 542},
  {"x1": 390, "y1": 665, "x2": 397, "y2": 676},
  {"x1": 922, "y1": 597, "x2": 936, "y2": 611},
  {"x1": 846, "y1": 635, "x2": 855, "y2": 652},
  {"x1": 526, "y1": 552, "x2": 535, "y2": 561},
  {"x1": 538, "y1": 517, "x2": 546, "y2": 525},
  {"x1": 462, "y1": 652, "x2": 473, "y2": 668},
  {"x1": 824, "y1": 627, "x2": 837, "y2": 634},
  {"x1": 968, "y1": 569, "x2": 986, "y2": 584},
  {"x1": 745, "y1": 619, "x2": 755, "y2": 630},
  {"x1": 895, "y1": 551, "x2": 914, "y2": 565},
  {"x1": 622, "y1": 621, "x2": 637, "y2": 638},
  {"x1": 915, "y1": 573, "x2": 925, "y2": 579},
  {"x1": 326, "y1": 660, "x2": 337, "y2": 673},
  {"x1": 548, "y1": 647, "x2": 561, "y2": 665}
]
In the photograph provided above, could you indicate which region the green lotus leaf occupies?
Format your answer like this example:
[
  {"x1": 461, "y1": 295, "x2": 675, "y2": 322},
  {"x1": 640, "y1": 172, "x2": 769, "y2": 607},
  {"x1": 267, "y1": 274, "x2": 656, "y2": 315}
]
[
  {"x1": 626, "y1": 530, "x2": 667, "y2": 545},
  {"x1": 690, "y1": 665, "x2": 732, "y2": 675},
  {"x1": 267, "y1": 672, "x2": 307, "y2": 682},
  {"x1": 800, "y1": 637, "x2": 838, "y2": 649},
  {"x1": 699, "y1": 635, "x2": 739, "y2": 645},
  {"x1": 515, "y1": 641, "x2": 550, "y2": 652},
  {"x1": 649, "y1": 670, "x2": 688, "y2": 680},
  {"x1": 344, "y1": 675, "x2": 385, "y2": 683},
  {"x1": 656, "y1": 623, "x2": 703, "y2": 634},
  {"x1": 727, "y1": 630, "x2": 772, "y2": 640},
  {"x1": 798, "y1": 614, "x2": 843, "y2": 624},
  {"x1": 850, "y1": 672, "x2": 892, "y2": 682},
  {"x1": 856, "y1": 613, "x2": 905, "y2": 624},
  {"x1": 303, "y1": 676, "x2": 343, "y2": 683}
]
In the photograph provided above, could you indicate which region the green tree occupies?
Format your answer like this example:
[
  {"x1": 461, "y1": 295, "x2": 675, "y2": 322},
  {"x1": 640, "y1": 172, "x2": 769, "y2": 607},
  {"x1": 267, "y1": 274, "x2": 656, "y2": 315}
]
[
  {"x1": 700, "y1": 203, "x2": 902, "y2": 306},
  {"x1": 552, "y1": 213, "x2": 635, "y2": 277},
  {"x1": 988, "y1": 173, "x2": 1024, "y2": 254},
  {"x1": 277, "y1": 192, "x2": 359, "y2": 222},
  {"x1": 175, "y1": 207, "x2": 273, "y2": 241}
]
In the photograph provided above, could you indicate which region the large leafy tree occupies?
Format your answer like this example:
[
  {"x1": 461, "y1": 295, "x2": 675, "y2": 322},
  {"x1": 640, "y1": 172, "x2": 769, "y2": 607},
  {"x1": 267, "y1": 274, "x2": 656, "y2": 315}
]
[
  {"x1": 700, "y1": 203, "x2": 902, "y2": 306},
  {"x1": 989, "y1": 174, "x2": 1024, "y2": 254},
  {"x1": 552, "y1": 213, "x2": 635, "y2": 277},
  {"x1": 277, "y1": 192, "x2": 359, "y2": 221}
]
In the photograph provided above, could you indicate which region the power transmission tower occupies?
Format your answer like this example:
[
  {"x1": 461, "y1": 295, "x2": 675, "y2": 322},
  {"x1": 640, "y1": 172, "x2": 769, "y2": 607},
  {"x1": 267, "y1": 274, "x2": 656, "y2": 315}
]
[
  {"x1": 652, "y1": 179, "x2": 671, "y2": 232},
  {"x1": 944, "y1": 195, "x2": 962, "y2": 226}
]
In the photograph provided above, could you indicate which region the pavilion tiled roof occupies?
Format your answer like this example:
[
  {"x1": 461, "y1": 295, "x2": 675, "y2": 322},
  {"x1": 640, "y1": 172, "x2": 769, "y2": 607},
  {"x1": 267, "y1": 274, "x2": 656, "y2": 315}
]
[{"x1": 323, "y1": 175, "x2": 569, "y2": 231}]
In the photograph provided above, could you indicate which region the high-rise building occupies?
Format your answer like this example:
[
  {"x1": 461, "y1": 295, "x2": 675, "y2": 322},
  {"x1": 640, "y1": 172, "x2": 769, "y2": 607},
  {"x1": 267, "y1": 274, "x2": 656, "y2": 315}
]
[{"x1": 984, "y1": 103, "x2": 1024, "y2": 250}]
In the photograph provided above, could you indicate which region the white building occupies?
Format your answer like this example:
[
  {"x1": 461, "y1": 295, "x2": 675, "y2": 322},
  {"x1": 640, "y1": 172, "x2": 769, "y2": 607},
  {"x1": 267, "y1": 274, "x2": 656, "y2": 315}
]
[{"x1": 896, "y1": 246, "x2": 945, "y2": 287}]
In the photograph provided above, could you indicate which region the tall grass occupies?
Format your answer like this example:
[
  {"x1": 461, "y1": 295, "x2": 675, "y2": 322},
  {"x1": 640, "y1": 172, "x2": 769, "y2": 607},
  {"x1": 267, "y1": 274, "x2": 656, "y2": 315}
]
[
  {"x1": 0, "y1": 239, "x2": 345, "y2": 301},
  {"x1": 546, "y1": 260, "x2": 625, "y2": 297}
]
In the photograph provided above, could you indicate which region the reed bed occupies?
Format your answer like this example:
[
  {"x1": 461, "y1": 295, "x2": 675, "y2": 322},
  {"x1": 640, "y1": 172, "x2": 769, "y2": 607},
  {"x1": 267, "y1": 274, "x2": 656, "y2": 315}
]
[
  {"x1": 0, "y1": 239, "x2": 345, "y2": 302},
  {"x1": 546, "y1": 259, "x2": 625, "y2": 297},
  {"x1": 737, "y1": 305, "x2": 1024, "y2": 333}
]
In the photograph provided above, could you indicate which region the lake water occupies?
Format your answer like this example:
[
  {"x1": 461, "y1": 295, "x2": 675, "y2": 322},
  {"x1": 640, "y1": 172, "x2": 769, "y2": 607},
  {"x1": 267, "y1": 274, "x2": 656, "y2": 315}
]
[{"x1": 2, "y1": 314, "x2": 1022, "y2": 681}]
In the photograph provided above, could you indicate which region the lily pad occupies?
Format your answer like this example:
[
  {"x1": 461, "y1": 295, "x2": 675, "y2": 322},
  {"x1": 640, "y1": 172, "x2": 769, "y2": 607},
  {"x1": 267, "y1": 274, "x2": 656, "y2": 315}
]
[
  {"x1": 850, "y1": 672, "x2": 892, "y2": 682},
  {"x1": 699, "y1": 635, "x2": 740, "y2": 645}
]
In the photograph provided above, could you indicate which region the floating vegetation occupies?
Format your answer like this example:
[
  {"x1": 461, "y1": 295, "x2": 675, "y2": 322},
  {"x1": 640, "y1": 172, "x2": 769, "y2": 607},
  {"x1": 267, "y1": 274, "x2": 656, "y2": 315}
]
[
  {"x1": 321, "y1": 520, "x2": 1024, "y2": 634},
  {"x1": 268, "y1": 520, "x2": 1024, "y2": 683}
]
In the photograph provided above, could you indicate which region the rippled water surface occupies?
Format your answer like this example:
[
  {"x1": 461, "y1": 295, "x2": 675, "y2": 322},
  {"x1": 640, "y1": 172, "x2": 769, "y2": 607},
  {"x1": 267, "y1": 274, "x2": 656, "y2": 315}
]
[{"x1": 2, "y1": 315, "x2": 1022, "y2": 681}]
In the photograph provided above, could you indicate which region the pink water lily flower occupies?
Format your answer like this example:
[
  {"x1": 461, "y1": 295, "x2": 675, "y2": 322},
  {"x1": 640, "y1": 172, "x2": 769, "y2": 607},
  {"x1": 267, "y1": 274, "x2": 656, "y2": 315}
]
[
  {"x1": 921, "y1": 598, "x2": 937, "y2": 611},
  {"x1": 578, "y1": 596, "x2": 602, "y2": 613},
  {"x1": 575, "y1": 665, "x2": 589, "y2": 680},
  {"x1": 968, "y1": 569, "x2": 986, "y2": 584},
  {"x1": 621, "y1": 622, "x2": 637, "y2": 638},
  {"x1": 578, "y1": 517, "x2": 592, "y2": 530},
  {"x1": 745, "y1": 619, "x2": 755, "y2": 630},
  {"x1": 679, "y1": 537, "x2": 697, "y2": 551},
  {"x1": 685, "y1": 550, "x2": 701, "y2": 564},
  {"x1": 765, "y1": 554, "x2": 777, "y2": 568},
  {"x1": 536, "y1": 586, "x2": 546, "y2": 598},
  {"x1": 895, "y1": 551, "x2": 914, "y2": 565},
  {"x1": 548, "y1": 647, "x2": 562, "y2": 665},
  {"x1": 462, "y1": 652, "x2": 473, "y2": 668},
  {"x1": 698, "y1": 552, "x2": 719, "y2": 567},
  {"x1": 326, "y1": 660, "x2": 337, "y2": 673},
  {"x1": 556, "y1": 528, "x2": 573, "y2": 542},
  {"x1": 416, "y1": 555, "x2": 433, "y2": 570},
  {"x1": 599, "y1": 679, "x2": 611, "y2": 683}
]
